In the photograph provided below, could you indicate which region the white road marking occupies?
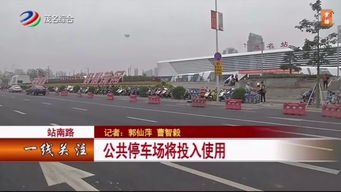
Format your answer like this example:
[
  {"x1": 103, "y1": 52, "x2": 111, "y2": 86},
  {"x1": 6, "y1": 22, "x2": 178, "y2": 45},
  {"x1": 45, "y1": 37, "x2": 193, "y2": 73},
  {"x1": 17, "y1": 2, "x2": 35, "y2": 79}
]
[
  {"x1": 40, "y1": 162, "x2": 98, "y2": 191},
  {"x1": 35, "y1": 96, "x2": 341, "y2": 135},
  {"x1": 50, "y1": 123, "x2": 60, "y2": 126},
  {"x1": 224, "y1": 125, "x2": 336, "y2": 139},
  {"x1": 283, "y1": 142, "x2": 333, "y2": 151},
  {"x1": 161, "y1": 162, "x2": 261, "y2": 191},
  {"x1": 269, "y1": 116, "x2": 341, "y2": 125},
  {"x1": 72, "y1": 107, "x2": 88, "y2": 112},
  {"x1": 280, "y1": 162, "x2": 340, "y2": 175},
  {"x1": 23, "y1": 98, "x2": 30, "y2": 101},
  {"x1": 42, "y1": 102, "x2": 52, "y2": 105},
  {"x1": 13, "y1": 110, "x2": 26, "y2": 115},
  {"x1": 221, "y1": 123, "x2": 238, "y2": 126},
  {"x1": 127, "y1": 116, "x2": 157, "y2": 123},
  {"x1": 266, "y1": 129, "x2": 337, "y2": 139},
  {"x1": 0, "y1": 105, "x2": 2, "y2": 107}
]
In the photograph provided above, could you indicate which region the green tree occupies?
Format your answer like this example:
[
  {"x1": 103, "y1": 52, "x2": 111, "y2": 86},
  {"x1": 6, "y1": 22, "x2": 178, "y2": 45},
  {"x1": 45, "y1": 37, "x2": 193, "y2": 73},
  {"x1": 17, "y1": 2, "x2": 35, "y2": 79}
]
[
  {"x1": 295, "y1": 0, "x2": 337, "y2": 106},
  {"x1": 280, "y1": 47, "x2": 301, "y2": 74},
  {"x1": 171, "y1": 86, "x2": 186, "y2": 99}
]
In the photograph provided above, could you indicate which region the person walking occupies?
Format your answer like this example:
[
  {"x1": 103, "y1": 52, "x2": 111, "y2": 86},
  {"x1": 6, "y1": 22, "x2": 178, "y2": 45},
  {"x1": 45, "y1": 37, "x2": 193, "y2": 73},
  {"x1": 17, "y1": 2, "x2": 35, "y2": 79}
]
[
  {"x1": 259, "y1": 81, "x2": 266, "y2": 102},
  {"x1": 322, "y1": 74, "x2": 329, "y2": 90}
]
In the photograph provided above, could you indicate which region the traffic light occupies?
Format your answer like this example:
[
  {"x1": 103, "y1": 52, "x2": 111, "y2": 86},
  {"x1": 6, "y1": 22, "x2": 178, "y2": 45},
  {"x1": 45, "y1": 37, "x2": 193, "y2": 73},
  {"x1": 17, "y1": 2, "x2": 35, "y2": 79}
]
[{"x1": 321, "y1": 9, "x2": 333, "y2": 27}]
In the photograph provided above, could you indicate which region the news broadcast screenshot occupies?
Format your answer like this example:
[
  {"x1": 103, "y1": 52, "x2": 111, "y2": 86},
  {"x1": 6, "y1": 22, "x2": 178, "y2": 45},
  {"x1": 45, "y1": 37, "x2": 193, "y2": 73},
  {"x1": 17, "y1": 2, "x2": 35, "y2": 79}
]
[{"x1": 0, "y1": 0, "x2": 340, "y2": 191}]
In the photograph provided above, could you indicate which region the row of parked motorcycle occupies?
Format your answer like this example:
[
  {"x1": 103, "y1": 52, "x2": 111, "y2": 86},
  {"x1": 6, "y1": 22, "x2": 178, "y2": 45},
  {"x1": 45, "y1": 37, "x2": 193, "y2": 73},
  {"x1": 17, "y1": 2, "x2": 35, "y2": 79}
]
[
  {"x1": 301, "y1": 88, "x2": 341, "y2": 105},
  {"x1": 54, "y1": 85, "x2": 265, "y2": 103}
]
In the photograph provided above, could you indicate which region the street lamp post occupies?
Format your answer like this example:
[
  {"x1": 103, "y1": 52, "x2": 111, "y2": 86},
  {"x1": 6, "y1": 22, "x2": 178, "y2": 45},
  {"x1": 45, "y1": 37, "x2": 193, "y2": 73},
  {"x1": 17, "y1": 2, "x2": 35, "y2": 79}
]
[
  {"x1": 315, "y1": 9, "x2": 322, "y2": 108},
  {"x1": 337, "y1": 25, "x2": 341, "y2": 78},
  {"x1": 215, "y1": 0, "x2": 219, "y2": 103},
  {"x1": 261, "y1": 41, "x2": 264, "y2": 76}
]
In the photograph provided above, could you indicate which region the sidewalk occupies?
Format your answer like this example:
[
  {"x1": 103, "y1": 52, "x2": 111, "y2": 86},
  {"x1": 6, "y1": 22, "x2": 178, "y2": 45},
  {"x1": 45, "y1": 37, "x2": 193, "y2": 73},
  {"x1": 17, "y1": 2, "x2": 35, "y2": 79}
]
[{"x1": 69, "y1": 93, "x2": 322, "y2": 112}]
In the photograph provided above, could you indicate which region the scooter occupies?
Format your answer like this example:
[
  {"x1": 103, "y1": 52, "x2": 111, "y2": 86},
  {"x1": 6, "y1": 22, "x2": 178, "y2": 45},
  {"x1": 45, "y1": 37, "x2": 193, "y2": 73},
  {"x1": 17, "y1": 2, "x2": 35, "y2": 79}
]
[{"x1": 302, "y1": 89, "x2": 314, "y2": 104}]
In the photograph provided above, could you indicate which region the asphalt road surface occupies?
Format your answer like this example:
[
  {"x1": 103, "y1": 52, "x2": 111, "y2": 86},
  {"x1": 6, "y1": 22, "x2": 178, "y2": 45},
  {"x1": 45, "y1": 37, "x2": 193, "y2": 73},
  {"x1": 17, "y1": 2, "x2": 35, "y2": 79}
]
[{"x1": 0, "y1": 91, "x2": 340, "y2": 191}]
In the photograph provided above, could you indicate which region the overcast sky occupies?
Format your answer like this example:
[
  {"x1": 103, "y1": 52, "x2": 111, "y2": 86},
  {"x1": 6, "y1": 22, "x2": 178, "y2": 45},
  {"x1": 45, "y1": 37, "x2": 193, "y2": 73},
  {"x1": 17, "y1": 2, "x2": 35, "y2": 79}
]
[{"x1": 0, "y1": 0, "x2": 340, "y2": 74}]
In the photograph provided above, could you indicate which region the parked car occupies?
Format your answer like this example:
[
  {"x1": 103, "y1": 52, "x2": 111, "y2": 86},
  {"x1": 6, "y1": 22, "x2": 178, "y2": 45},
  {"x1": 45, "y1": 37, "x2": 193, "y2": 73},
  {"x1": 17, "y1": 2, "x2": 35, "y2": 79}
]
[
  {"x1": 8, "y1": 85, "x2": 23, "y2": 93},
  {"x1": 26, "y1": 85, "x2": 47, "y2": 96}
]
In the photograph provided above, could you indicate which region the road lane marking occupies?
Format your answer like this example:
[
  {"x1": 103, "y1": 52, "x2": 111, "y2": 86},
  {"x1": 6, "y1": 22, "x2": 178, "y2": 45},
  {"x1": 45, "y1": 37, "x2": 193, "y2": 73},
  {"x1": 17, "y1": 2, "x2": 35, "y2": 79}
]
[
  {"x1": 127, "y1": 116, "x2": 157, "y2": 123},
  {"x1": 280, "y1": 162, "x2": 340, "y2": 175},
  {"x1": 161, "y1": 162, "x2": 261, "y2": 191},
  {"x1": 269, "y1": 116, "x2": 341, "y2": 125},
  {"x1": 40, "y1": 162, "x2": 98, "y2": 191},
  {"x1": 42, "y1": 102, "x2": 52, "y2": 105},
  {"x1": 0, "y1": 105, "x2": 2, "y2": 107},
  {"x1": 266, "y1": 129, "x2": 336, "y2": 139},
  {"x1": 50, "y1": 123, "x2": 60, "y2": 126},
  {"x1": 283, "y1": 142, "x2": 333, "y2": 151},
  {"x1": 72, "y1": 107, "x2": 88, "y2": 112},
  {"x1": 13, "y1": 110, "x2": 26, "y2": 115},
  {"x1": 221, "y1": 123, "x2": 238, "y2": 126},
  {"x1": 35, "y1": 96, "x2": 341, "y2": 135},
  {"x1": 24, "y1": 98, "x2": 30, "y2": 101}
]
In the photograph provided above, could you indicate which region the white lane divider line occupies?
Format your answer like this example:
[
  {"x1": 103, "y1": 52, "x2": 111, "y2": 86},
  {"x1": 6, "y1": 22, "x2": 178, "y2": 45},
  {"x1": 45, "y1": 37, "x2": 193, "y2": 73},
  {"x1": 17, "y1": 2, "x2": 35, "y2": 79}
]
[
  {"x1": 13, "y1": 110, "x2": 26, "y2": 115},
  {"x1": 72, "y1": 107, "x2": 88, "y2": 112},
  {"x1": 269, "y1": 116, "x2": 341, "y2": 125},
  {"x1": 42, "y1": 102, "x2": 52, "y2": 105},
  {"x1": 284, "y1": 142, "x2": 333, "y2": 151},
  {"x1": 34, "y1": 96, "x2": 341, "y2": 135},
  {"x1": 127, "y1": 116, "x2": 157, "y2": 123},
  {"x1": 266, "y1": 129, "x2": 335, "y2": 139},
  {"x1": 280, "y1": 162, "x2": 340, "y2": 175},
  {"x1": 223, "y1": 125, "x2": 337, "y2": 139},
  {"x1": 50, "y1": 123, "x2": 60, "y2": 126},
  {"x1": 0, "y1": 105, "x2": 3, "y2": 107},
  {"x1": 161, "y1": 162, "x2": 261, "y2": 191}
]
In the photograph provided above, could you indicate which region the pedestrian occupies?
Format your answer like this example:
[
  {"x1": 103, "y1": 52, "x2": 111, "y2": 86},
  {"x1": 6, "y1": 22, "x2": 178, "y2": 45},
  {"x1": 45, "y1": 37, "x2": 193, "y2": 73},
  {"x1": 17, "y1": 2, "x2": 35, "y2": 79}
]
[
  {"x1": 235, "y1": 74, "x2": 239, "y2": 82},
  {"x1": 259, "y1": 81, "x2": 266, "y2": 102},
  {"x1": 245, "y1": 82, "x2": 252, "y2": 93},
  {"x1": 322, "y1": 74, "x2": 329, "y2": 90}
]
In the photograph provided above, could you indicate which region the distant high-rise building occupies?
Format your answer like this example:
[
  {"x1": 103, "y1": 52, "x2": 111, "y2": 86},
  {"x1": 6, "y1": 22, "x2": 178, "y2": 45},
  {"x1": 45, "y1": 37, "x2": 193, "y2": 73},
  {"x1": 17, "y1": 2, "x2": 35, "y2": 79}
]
[
  {"x1": 134, "y1": 68, "x2": 138, "y2": 76},
  {"x1": 247, "y1": 33, "x2": 264, "y2": 52}
]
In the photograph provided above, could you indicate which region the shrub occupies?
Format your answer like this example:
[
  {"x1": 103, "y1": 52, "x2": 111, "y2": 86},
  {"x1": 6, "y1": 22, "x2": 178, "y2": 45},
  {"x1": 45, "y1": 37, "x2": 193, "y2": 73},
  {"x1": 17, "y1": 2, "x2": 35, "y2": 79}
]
[
  {"x1": 110, "y1": 86, "x2": 120, "y2": 93},
  {"x1": 73, "y1": 85, "x2": 80, "y2": 93},
  {"x1": 47, "y1": 86, "x2": 55, "y2": 92},
  {"x1": 172, "y1": 86, "x2": 186, "y2": 99},
  {"x1": 232, "y1": 87, "x2": 246, "y2": 100},
  {"x1": 87, "y1": 86, "x2": 95, "y2": 93},
  {"x1": 58, "y1": 85, "x2": 66, "y2": 91},
  {"x1": 139, "y1": 86, "x2": 150, "y2": 97}
]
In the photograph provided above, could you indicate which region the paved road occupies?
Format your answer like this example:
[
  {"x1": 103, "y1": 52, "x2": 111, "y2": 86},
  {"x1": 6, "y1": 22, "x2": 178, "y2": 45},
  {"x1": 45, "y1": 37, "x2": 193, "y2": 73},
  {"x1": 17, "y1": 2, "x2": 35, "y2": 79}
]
[{"x1": 0, "y1": 91, "x2": 340, "y2": 191}]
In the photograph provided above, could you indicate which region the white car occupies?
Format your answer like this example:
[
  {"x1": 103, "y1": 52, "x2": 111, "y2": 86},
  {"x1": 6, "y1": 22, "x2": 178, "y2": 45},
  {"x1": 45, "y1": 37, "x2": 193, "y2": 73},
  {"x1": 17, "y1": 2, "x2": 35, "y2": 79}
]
[{"x1": 9, "y1": 85, "x2": 23, "y2": 93}]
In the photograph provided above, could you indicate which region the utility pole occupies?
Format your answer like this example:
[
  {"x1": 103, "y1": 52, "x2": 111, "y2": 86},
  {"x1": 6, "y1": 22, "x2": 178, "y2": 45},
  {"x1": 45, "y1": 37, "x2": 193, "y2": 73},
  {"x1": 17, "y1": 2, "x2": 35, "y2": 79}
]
[{"x1": 316, "y1": 9, "x2": 321, "y2": 108}]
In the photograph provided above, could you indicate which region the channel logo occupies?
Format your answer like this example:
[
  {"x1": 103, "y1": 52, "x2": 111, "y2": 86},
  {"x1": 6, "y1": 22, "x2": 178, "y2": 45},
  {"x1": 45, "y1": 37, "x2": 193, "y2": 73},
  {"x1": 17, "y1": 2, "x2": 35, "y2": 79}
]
[{"x1": 20, "y1": 10, "x2": 41, "y2": 27}]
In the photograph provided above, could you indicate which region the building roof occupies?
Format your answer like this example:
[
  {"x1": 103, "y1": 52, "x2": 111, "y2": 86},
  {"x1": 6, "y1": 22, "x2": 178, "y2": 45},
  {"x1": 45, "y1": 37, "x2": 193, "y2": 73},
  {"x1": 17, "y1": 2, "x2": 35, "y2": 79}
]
[{"x1": 158, "y1": 48, "x2": 293, "y2": 63}]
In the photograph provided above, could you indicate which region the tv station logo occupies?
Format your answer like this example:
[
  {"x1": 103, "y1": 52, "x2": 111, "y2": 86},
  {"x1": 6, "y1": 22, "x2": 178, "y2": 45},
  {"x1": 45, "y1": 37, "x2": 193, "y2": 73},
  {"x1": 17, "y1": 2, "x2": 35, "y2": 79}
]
[{"x1": 20, "y1": 10, "x2": 74, "y2": 27}]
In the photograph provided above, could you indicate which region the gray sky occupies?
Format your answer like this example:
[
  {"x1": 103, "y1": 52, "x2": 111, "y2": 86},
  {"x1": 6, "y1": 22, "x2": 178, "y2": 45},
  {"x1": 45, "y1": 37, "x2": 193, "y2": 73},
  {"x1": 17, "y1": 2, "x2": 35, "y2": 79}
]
[{"x1": 0, "y1": 0, "x2": 340, "y2": 74}]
